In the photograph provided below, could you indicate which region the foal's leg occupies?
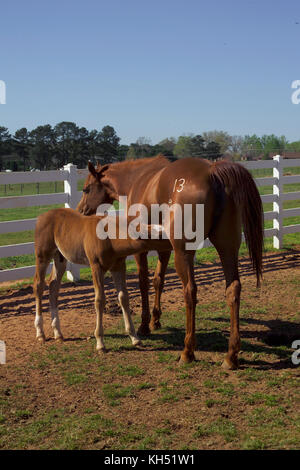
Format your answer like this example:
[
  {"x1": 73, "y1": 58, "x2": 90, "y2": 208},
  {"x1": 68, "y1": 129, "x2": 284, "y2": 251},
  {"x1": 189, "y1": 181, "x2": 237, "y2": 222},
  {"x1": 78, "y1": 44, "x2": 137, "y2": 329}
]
[
  {"x1": 111, "y1": 262, "x2": 142, "y2": 346},
  {"x1": 33, "y1": 256, "x2": 50, "y2": 342},
  {"x1": 174, "y1": 249, "x2": 197, "y2": 363},
  {"x1": 150, "y1": 250, "x2": 171, "y2": 330},
  {"x1": 90, "y1": 262, "x2": 106, "y2": 352},
  {"x1": 48, "y1": 252, "x2": 67, "y2": 341},
  {"x1": 135, "y1": 252, "x2": 151, "y2": 336}
]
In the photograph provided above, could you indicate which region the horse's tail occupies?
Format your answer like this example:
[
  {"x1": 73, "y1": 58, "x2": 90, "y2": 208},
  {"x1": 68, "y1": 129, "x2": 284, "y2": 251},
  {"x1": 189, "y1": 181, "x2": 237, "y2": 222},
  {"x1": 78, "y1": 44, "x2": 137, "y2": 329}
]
[{"x1": 209, "y1": 160, "x2": 264, "y2": 286}]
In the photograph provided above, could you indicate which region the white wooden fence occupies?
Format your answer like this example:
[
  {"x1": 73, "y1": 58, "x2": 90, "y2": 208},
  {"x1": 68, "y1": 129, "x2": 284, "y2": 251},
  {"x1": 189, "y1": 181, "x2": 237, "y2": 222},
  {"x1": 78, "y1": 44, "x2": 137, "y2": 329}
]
[{"x1": 0, "y1": 156, "x2": 300, "y2": 283}]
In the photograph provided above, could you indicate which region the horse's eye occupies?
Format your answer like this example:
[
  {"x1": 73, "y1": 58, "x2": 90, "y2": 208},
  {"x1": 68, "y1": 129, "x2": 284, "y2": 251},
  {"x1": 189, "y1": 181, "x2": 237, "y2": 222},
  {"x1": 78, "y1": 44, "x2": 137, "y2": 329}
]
[{"x1": 83, "y1": 187, "x2": 90, "y2": 194}]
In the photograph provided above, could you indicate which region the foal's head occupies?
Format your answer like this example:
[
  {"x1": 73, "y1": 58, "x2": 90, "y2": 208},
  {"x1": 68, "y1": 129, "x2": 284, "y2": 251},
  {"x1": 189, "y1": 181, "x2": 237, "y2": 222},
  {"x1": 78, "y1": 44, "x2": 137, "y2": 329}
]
[{"x1": 77, "y1": 162, "x2": 115, "y2": 215}]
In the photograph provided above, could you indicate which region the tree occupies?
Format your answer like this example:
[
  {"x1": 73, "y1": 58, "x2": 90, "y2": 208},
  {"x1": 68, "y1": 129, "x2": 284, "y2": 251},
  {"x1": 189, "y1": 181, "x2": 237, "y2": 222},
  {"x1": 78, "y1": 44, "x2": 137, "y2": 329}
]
[
  {"x1": 203, "y1": 141, "x2": 222, "y2": 160},
  {"x1": 13, "y1": 128, "x2": 30, "y2": 170},
  {"x1": 118, "y1": 144, "x2": 129, "y2": 160},
  {"x1": 126, "y1": 145, "x2": 137, "y2": 160},
  {"x1": 188, "y1": 135, "x2": 206, "y2": 157},
  {"x1": 202, "y1": 130, "x2": 232, "y2": 154},
  {"x1": 229, "y1": 135, "x2": 244, "y2": 155},
  {"x1": 132, "y1": 137, "x2": 153, "y2": 158},
  {"x1": 286, "y1": 140, "x2": 300, "y2": 152},
  {"x1": 0, "y1": 127, "x2": 12, "y2": 171},
  {"x1": 74, "y1": 127, "x2": 91, "y2": 167},
  {"x1": 97, "y1": 125, "x2": 120, "y2": 163},
  {"x1": 54, "y1": 121, "x2": 80, "y2": 167},
  {"x1": 173, "y1": 135, "x2": 193, "y2": 158},
  {"x1": 29, "y1": 125, "x2": 55, "y2": 170},
  {"x1": 242, "y1": 135, "x2": 263, "y2": 160},
  {"x1": 156, "y1": 137, "x2": 176, "y2": 156},
  {"x1": 260, "y1": 134, "x2": 287, "y2": 159}
]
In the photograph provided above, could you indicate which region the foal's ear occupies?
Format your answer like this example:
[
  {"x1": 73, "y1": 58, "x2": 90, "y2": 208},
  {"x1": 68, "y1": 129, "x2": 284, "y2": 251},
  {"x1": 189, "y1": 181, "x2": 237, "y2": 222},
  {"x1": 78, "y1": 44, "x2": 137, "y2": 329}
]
[{"x1": 88, "y1": 161, "x2": 98, "y2": 178}]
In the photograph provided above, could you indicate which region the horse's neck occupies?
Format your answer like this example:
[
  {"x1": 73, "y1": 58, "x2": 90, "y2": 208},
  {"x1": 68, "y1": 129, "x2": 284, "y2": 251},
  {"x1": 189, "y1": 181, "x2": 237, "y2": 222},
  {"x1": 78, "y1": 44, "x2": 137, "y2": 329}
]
[{"x1": 104, "y1": 158, "x2": 168, "y2": 200}]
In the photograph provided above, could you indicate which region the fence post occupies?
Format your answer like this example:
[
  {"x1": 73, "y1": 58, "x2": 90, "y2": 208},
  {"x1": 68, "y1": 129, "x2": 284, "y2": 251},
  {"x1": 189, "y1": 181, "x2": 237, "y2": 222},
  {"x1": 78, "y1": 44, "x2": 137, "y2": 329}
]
[
  {"x1": 63, "y1": 163, "x2": 80, "y2": 282},
  {"x1": 273, "y1": 155, "x2": 283, "y2": 249}
]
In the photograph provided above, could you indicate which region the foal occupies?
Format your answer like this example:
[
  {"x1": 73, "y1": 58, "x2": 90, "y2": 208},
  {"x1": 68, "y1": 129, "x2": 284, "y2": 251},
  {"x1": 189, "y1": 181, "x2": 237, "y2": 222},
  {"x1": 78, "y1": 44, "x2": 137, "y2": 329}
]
[{"x1": 33, "y1": 208, "x2": 152, "y2": 351}]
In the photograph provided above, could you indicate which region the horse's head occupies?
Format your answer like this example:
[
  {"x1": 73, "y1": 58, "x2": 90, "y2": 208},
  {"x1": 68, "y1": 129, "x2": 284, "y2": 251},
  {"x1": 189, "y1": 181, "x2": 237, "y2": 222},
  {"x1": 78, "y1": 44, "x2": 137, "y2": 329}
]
[{"x1": 77, "y1": 162, "x2": 115, "y2": 215}]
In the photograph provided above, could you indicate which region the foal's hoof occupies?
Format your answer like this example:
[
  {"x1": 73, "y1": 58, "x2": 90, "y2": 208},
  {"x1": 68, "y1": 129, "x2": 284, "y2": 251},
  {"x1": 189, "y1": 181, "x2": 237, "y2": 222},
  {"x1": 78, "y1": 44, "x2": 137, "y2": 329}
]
[
  {"x1": 37, "y1": 335, "x2": 46, "y2": 344},
  {"x1": 132, "y1": 338, "x2": 143, "y2": 347},
  {"x1": 137, "y1": 325, "x2": 151, "y2": 337},
  {"x1": 178, "y1": 352, "x2": 196, "y2": 364},
  {"x1": 55, "y1": 336, "x2": 64, "y2": 343},
  {"x1": 221, "y1": 357, "x2": 239, "y2": 370},
  {"x1": 97, "y1": 348, "x2": 107, "y2": 355}
]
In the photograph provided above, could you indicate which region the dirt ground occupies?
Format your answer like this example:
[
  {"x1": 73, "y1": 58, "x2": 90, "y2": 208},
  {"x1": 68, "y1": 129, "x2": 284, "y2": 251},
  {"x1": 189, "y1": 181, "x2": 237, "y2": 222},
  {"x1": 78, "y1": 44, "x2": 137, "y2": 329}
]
[{"x1": 0, "y1": 250, "x2": 299, "y2": 450}]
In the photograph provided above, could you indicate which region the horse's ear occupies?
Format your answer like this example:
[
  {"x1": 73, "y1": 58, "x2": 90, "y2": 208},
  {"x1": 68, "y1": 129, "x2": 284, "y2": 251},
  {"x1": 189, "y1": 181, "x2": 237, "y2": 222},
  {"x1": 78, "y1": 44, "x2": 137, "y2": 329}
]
[
  {"x1": 88, "y1": 161, "x2": 97, "y2": 178},
  {"x1": 97, "y1": 164, "x2": 110, "y2": 179}
]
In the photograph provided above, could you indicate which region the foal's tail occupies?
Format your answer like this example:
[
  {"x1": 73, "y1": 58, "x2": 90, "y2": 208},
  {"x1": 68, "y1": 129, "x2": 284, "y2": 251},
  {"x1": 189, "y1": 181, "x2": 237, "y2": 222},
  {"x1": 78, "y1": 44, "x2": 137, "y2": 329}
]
[{"x1": 209, "y1": 160, "x2": 264, "y2": 286}]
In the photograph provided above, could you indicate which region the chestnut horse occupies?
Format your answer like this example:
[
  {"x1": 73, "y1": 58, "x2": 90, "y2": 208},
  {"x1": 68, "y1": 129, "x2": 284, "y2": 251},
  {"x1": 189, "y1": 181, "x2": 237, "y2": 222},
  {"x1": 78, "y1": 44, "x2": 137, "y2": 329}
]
[
  {"x1": 33, "y1": 208, "x2": 161, "y2": 351},
  {"x1": 77, "y1": 155, "x2": 264, "y2": 369}
]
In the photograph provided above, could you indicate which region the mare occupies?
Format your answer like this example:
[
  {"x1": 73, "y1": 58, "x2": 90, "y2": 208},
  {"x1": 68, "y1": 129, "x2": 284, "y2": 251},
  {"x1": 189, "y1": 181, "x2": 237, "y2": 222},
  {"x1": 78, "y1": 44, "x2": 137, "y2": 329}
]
[{"x1": 77, "y1": 155, "x2": 264, "y2": 369}]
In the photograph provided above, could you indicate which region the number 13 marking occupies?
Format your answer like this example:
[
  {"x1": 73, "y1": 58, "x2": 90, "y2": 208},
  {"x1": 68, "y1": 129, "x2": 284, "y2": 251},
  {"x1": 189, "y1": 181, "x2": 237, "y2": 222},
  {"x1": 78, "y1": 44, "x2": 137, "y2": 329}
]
[{"x1": 173, "y1": 178, "x2": 185, "y2": 193}]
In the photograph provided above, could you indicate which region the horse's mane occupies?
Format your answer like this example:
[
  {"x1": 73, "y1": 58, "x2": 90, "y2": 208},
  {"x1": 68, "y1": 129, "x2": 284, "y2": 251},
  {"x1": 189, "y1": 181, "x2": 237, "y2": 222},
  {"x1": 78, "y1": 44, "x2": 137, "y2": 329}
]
[
  {"x1": 99, "y1": 154, "x2": 170, "y2": 200},
  {"x1": 106, "y1": 154, "x2": 170, "y2": 173}
]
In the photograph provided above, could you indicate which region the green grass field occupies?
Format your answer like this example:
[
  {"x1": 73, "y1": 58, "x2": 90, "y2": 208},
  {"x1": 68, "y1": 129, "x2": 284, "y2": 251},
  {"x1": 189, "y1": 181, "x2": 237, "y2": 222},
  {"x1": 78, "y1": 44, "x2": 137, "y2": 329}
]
[{"x1": 0, "y1": 167, "x2": 300, "y2": 286}]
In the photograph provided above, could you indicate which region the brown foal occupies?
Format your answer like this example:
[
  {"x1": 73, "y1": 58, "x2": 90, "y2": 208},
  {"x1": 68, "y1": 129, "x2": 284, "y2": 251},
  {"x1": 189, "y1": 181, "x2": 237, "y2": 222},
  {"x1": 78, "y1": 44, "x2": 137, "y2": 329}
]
[
  {"x1": 33, "y1": 209, "x2": 158, "y2": 351},
  {"x1": 77, "y1": 155, "x2": 264, "y2": 369}
]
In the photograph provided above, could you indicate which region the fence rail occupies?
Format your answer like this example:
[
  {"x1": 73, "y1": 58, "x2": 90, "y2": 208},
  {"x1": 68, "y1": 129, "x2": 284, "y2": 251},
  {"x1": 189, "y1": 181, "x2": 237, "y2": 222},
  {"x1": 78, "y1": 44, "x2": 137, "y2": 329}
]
[{"x1": 0, "y1": 156, "x2": 299, "y2": 283}]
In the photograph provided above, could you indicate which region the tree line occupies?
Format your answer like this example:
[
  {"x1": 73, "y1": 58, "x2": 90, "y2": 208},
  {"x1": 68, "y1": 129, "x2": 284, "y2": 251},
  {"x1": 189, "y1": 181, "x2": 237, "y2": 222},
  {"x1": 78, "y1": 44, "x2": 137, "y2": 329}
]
[{"x1": 0, "y1": 123, "x2": 298, "y2": 171}]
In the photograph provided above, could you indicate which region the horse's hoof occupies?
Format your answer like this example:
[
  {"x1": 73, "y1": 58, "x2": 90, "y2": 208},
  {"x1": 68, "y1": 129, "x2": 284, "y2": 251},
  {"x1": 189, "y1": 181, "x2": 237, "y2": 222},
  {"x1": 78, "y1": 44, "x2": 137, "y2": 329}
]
[
  {"x1": 150, "y1": 321, "x2": 161, "y2": 331},
  {"x1": 137, "y1": 326, "x2": 151, "y2": 337},
  {"x1": 132, "y1": 338, "x2": 143, "y2": 347},
  {"x1": 221, "y1": 357, "x2": 239, "y2": 370},
  {"x1": 178, "y1": 352, "x2": 196, "y2": 364},
  {"x1": 37, "y1": 335, "x2": 46, "y2": 344},
  {"x1": 55, "y1": 336, "x2": 64, "y2": 343},
  {"x1": 97, "y1": 348, "x2": 107, "y2": 355}
]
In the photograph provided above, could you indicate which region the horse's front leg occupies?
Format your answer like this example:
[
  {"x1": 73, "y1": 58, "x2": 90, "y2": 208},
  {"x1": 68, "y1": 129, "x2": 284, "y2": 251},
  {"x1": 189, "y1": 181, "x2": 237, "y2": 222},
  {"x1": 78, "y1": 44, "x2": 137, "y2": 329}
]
[
  {"x1": 111, "y1": 260, "x2": 142, "y2": 347},
  {"x1": 135, "y1": 252, "x2": 151, "y2": 336},
  {"x1": 90, "y1": 262, "x2": 106, "y2": 353},
  {"x1": 150, "y1": 250, "x2": 171, "y2": 330},
  {"x1": 174, "y1": 249, "x2": 197, "y2": 363}
]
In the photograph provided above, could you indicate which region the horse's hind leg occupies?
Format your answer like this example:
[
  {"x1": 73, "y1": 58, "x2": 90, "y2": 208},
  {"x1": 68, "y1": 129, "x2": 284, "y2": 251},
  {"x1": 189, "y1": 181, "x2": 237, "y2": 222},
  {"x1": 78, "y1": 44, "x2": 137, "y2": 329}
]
[
  {"x1": 33, "y1": 255, "x2": 50, "y2": 342},
  {"x1": 209, "y1": 213, "x2": 241, "y2": 370},
  {"x1": 150, "y1": 250, "x2": 171, "y2": 331},
  {"x1": 48, "y1": 251, "x2": 67, "y2": 341},
  {"x1": 111, "y1": 260, "x2": 142, "y2": 347},
  {"x1": 216, "y1": 249, "x2": 241, "y2": 370},
  {"x1": 173, "y1": 248, "x2": 197, "y2": 363}
]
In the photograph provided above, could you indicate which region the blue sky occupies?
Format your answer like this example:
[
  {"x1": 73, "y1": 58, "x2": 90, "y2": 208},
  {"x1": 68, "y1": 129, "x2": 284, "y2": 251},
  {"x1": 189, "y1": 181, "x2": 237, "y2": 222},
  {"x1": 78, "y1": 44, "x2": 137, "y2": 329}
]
[{"x1": 1, "y1": 0, "x2": 300, "y2": 144}]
